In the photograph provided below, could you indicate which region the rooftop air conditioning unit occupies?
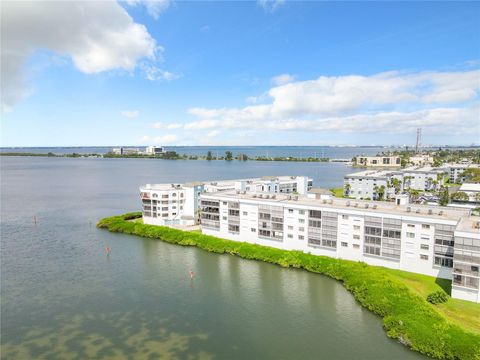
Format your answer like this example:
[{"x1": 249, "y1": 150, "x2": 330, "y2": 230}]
[
  {"x1": 438, "y1": 210, "x2": 443, "y2": 216},
  {"x1": 265, "y1": 195, "x2": 270, "y2": 199},
  {"x1": 373, "y1": 204, "x2": 377, "y2": 209},
  {"x1": 322, "y1": 199, "x2": 327, "y2": 204},
  {"x1": 288, "y1": 195, "x2": 292, "y2": 200},
  {"x1": 428, "y1": 209, "x2": 433, "y2": 215},
  {"x1": 346, "y1": 201, "x2": 350, "y2": 207},
  {"x1": 294, "y1": 196, "x2": 298, "y2": 201},
  {"x1": 354, "y1": 203, "x2": 358, "y2": 208},
  {"x1": 416, "y1": 209, "x2": 420, "y2": 213},
  {"x1": 271, "y1": 195, "x2": 276, "y2": 199},
  {"x1": 407, "y1": 207, "x2": 411, "y2": 212},
  {"x1": 474, "y1": 222, "x2": 480, "y2": 229},
  {"x1": 253, "y1": 194, "x2": 257, "y2": 198},
  {"x1": 259, "y1": 194, "x2": 263, "y2": 198},
  {"x1": 236, "y1": 190, "x2": 240, "y2": 194},
  {"x1": 365, "y1": 204, "x2": 369, "y2": 209}
]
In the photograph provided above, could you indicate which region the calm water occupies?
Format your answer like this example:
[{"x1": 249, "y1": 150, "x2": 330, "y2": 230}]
[{"x1": 1, "y1": 157, "x2": 425, "y2": 359}]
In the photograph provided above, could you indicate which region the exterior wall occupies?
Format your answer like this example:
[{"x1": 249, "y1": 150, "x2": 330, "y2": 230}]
[
  {"x1": 345, "y1": 176, "x2": 389, "y2": 200},
  {"x1": 200, "y1": 194, "x2": 459, "y2": 281},
  {"x1": 452, "y1": 229, "x2": 480, "y2": 303},
  {"x1": 357, "y1": 156, "x2": 401, "y2": 167}
]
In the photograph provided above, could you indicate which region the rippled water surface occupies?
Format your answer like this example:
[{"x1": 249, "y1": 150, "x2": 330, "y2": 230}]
[{"x1": 1, "y1": 157, "x2": 425, "y2": 359}]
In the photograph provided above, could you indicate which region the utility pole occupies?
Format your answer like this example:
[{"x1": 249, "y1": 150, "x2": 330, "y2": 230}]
[{"x1": 415, "y1": 128, "x2": 422, "y2": 154}]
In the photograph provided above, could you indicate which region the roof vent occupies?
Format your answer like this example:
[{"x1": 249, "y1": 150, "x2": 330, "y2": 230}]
[
  {"x1": 428, "y1": 209, "x2": 433, "y2": 215},
  {"x1": 265, "y1": 195, "x2": 270, "y2": 199},
  {"x1": 322, "y1": 199, "x2": 327, "y2": 204},
  {"x1": 271, "y1": 195, "x2": 276, "y2": 199},
  {"x1": 346, "y1": 201, "x2": 350, "y2": 207},
  {"x1": 438, "y1": 210, "x2": 443, "y2": 216},
  {"x1": 288, "y1": 195, "x2": 292, "y2": 200},
  {"x1": 373, "y1": 204, "x2": 377, "y2": 209},
  {"x1": 407, "y1": 207, "x2": 411, "y2": 212},
  {"x1": 475, "y1": 222, "x2": 480, "y2": 229},
  {"x1": 365, "y1": 203, "x2": 369, "y2": 209},
  {"x1": 259, "y1": 194, "x2": 263, "y2": 198},
  {"x1": 354, "y1": 203, "x2": 358, "y2": 208},
  {"x1": 253, "y1": 194, "x2": 257, "y2": 198},
  {"x1": 236, "y1": 190, "x2": 240, "y2": 194},
  {"x1": 294, "y1": 196, "x2": 298, "y2": 201}
]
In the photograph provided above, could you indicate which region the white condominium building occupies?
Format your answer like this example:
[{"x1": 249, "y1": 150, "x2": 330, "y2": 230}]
[
  {"x1": 344, "y1": 166, "x2": 446, "y2": 200},
  {"x1": 145, "y1": 146, "x2": 165, "y2": 155},
  {"x1": 355, "y1": 156, "x2": 401, "y2": 167},
  {"x1": 140, "y1": 182, "x2": 205, "y2": 226},
  {"x1": 409, "y1": 154, "x2": 434, "y2": 166},
  {"x1": 200, "y1": 190, "x2": 480, "y2": 303},
  {"x1": 140, "y1": 176, "x2": 313, "y2": 226},
  {"x1": 443, "y1": 163, "x2": 480, "y2": 184}
]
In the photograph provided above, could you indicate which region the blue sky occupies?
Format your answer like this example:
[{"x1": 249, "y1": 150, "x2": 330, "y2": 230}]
[{"x1": 1, "y1": 0, "x2": 479, "y2": 147}]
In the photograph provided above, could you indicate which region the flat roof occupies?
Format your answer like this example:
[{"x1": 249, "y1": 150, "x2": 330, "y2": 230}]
[
  {"x1": 202, "y1": 190, "x2": 470, "y2": 222},
  {"x1": 455, "y1": 216, "x2": 480, "y2": 234},
  {"x1": 459, "y1": 183, "x2": 480, "y2": 192}
]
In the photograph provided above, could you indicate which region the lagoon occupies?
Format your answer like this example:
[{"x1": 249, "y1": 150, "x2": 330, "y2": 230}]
[{"x1": 0, "y1": 157, "x2": 425, "y2": 359}]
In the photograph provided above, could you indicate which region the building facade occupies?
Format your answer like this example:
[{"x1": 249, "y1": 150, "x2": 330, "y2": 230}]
[
  {"x1": 145, "y1": 146, "x2": 165, "y2": 155},
  {"x1": 355, "y1": 156, "x2": 401, "y2": 167},
  {"x1": 344, "y1": 167, "x2": 446, "y2": 200},
  {"x1": 140, "y1": 176, "x2": 312, "y2": 226},
  {"x1": 200, "y1": 190, "x2": 479, "y2": 302}
]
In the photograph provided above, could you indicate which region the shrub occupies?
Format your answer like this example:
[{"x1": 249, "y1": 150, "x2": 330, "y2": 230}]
[
  {"x1": 427, "y1": 291, "x2": 449, "y2": 305},
  {"x1": 98, "y1": 213, "x2": 480, "y2": 360}
]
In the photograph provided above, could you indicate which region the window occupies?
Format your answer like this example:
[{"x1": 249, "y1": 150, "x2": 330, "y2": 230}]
[
  {"x1": 288, "y1": 226, "x2": 293, "y2": 230},
  {"x1": 299, "y1": 227, "x2": 304, "y2": 232},
  {"x1": 406, "y1": 232, "x2": 415, "y2": 238},
  {"x1": 353, "y1": 235, "x2": 360, "y2": 240},
  {"x1": 222, "y1": 216, "x2": 227, "y2": 220},
  {"x1": 172, "y1": 193, "x2": 177, "y2": 197},
  {"x1": 299, "y1": 210, "x2": 305, "y2": 215},
  {"x1": 420, "y1": 244, "x2": 429, "y2": 250},
  {"x1": 288, "y1": 234, "x2": 293, "y2": 239},
  {"x1": 353, "y1": 244, "x2": 360, "y2": 249},
  {"x1": 342, "y1": 215, "x2": 349, "y2": 220},
  {"x1": 299, "y1": 235, "x2": 304, "y2": 240},
  {"x1": 180, "y1": 193, "x2": 184, "y2": 198},
  {"x1": 341, "y1": 242, "x2": 348, "y2": 247},
  {"x1": 180, "y1": 206, "x2": 183, "y2": 210},
  {"x1": 422, "y1": 224, "x2": 430, "y2": 229},
  {"x1": 243, "y1": 211, "x2": 248, "y2": 216},
  {"x1": 299, "y1": 219, "x2": 305, "y2": 224},
  {"x1": 251, "y1": 228, "x2": 256, "y2": 232},
  {"x1": 420, "y1": 254, "x2": 429, "y2": 260},
  {"x1": 223, "y1": 202, "x2": 227, "y2": 205},
  {"x1": 353, "y1": 225, "x2": 360, "y2": 230},
  {"x1": 288, "y1": 209, "x2": 294, "y2": 213},
  {"x1": 172, "y1": 213, "x2": 177, "y2": 216},
  {"x1": 407, "y1": 224, "x2": 415, "y2": 228}
]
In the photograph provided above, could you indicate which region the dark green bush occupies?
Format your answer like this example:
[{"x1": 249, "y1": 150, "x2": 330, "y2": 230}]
[
  {"x1": 98, "y1": 213, "x2": 480, "y2": 360},
  {"x1": 427, "y1": 291, "x2": 449, "y2": 305}
]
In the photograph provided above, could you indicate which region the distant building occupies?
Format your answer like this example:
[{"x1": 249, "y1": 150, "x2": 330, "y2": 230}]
[
  {"x1": 344, "y1": 166, "x2": 446, "y2": 200},
  {"x1": 355, "y1": 156, "x2": 401, "y2": 168},
  {"x1": 409, "y1": 154, "x2": 434, "y2": 166},
  {"x1": 145, "y1": 146, "x2": 165, "y2": 155},
  {"x1": 458, "y1": 183, "x2": 480, "y2": 204},
  {"x1": 444, "y1": 163, "x2": 480, "y2": 184},
  {"x1": 111, "y1": 147, "x2": 141, "y2": 155}
]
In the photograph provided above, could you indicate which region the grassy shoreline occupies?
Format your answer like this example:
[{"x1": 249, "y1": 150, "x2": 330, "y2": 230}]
[{"x1": 98, "y1": 212, "x2": 480, "y2": 360}]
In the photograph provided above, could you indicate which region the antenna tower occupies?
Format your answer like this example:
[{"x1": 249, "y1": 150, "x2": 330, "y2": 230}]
[{"x1": 415, "y1": 128, "x2": 422, "y2": 154}]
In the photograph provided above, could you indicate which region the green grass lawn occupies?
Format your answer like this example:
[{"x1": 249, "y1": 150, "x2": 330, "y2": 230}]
[
  {"x1": 383, "y1": 268, "x2": 480, "y2": 334},
  {"x1": 329, "y1": 187, "x2": 344, "y2": 197}
]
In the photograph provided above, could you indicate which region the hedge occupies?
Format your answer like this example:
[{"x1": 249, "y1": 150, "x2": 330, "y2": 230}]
[{"x1": 98, "y1": 213, "x2": 480, "y2": 360}]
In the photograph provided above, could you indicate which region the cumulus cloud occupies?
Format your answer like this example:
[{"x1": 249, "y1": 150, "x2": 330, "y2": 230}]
[
  {"x1": 257, "y1": 0, "x2": 285, "y2": 12},
  {"x1": 271, "y1": 73, "x2": 295, "y2": 86},
  {"x1": 163, "y1": 69, "x2": 479, "y2": 137},
  {"x1": 121, "y1": 110, "x2": 140, "y2": 118},
  {"x1": 1, "y1": 0, "x2": 159, "y2": 111},
  {"x1": 125, "y1": 0, "x2": 171, "y2": 20}
]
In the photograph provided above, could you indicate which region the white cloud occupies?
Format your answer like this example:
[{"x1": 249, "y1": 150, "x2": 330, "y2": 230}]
[
  {"x1": 271, "y1": 73, "x2": 295, "y2": 86},
  {"x1": 142, "y1": 134, "x2": 178, "y2": 144},
  {"x1": 206, "y1": 130, "x2": 220, "y2": 138},
  {"x1": 121, "y1": 110, "x2": 140, "y2": 118},
  {"x1": 152, "y1": 122, "x2": 182, "y2": 129},
  {"x1": 141, "y1": 64, "x2": 182, "y2": 81},
  {"x1": 125, "y1": 0, "x2": 171, "y2": 20},
  {"x1": 179, "y1": 69, "x2": 479, "y2": 136},
  {"x1": 1, "y1": 0, "x2": 158, "y2": 111},
  {"x1": 257, "y1": 0, "x2": 285, "y2": 12}
]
